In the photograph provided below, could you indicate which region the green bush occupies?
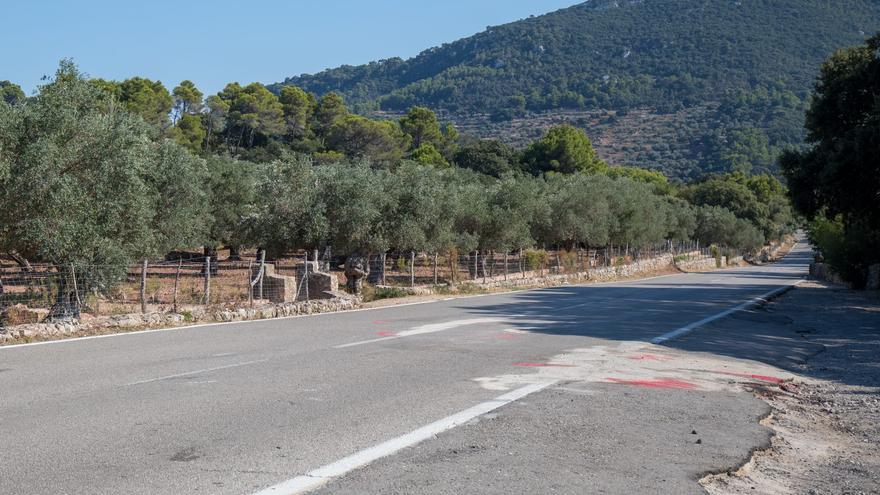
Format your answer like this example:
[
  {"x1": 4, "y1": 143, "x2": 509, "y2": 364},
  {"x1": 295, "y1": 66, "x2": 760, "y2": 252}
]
[
  {"x1": 808, "y1": 216, "x2": 878, "y2": 287},
  {"x1": 523, "y1": 249, "x2": 550, "y2": 271},
  {"x1": 361, "y1": 285, "x2": 410, "y2": 302}
]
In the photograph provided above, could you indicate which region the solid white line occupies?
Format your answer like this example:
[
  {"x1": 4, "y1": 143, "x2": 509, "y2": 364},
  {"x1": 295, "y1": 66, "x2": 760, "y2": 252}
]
[
  {"x1": 650, "y1": 280, "x2": 804, "y2": 344},
  {"x1": 251, "y1": 380, "x2": 557, "y2": 495},
  {"x1": 332, "y1": 318, "x2": 503, "y2": 349},
  {"x1": 125, "y1": 359, "x2": 268, "y2": 386}
]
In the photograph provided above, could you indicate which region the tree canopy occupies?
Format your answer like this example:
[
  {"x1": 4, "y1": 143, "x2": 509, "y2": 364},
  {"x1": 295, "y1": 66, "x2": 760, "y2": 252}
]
[
  {"x1": 0, "y1": 62, "x2": 207, "y2": 316},
  {"x1": 523, "y1": 125, "x2": 606, "y2": 175},
  {"x1": 781, "y1": 34, "x2": 880, "y2": 286}
]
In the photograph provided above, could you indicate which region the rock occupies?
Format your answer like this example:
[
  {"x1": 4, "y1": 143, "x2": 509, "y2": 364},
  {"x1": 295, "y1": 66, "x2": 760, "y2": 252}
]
[
  {"x1": 344, "y1": 254, "x2": 370, "y2": 295},
  {"x1": 0, "y1": 304, "x2": 43, "y2": 326}
]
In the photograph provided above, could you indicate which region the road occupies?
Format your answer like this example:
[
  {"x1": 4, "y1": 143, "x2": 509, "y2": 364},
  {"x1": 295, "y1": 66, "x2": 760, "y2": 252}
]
[{"x1": 0, "y1": 242, "x2": 810, "y2": 494}]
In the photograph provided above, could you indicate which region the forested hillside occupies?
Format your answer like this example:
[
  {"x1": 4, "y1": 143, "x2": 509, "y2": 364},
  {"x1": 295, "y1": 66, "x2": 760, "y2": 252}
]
[{"x1": 276, "y1": 0, "x2": 880, "y2": 179}]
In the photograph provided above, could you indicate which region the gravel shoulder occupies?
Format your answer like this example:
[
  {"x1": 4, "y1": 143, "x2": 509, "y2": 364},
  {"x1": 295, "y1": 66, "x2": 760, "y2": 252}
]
[{"x1": 694, "y1": 281, "x2": 880, "y2": 494}]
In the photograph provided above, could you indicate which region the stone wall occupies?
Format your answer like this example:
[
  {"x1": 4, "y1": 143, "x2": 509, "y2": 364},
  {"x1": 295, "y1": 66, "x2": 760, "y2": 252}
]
[
  {"x1": 0, "y1": 296, "x2": 360, "y2": 345},
  {"x1": 461, "y1": 254, "x2": 676, "y2": 289},
  {"x1": 810, "y1": 262, "x2": 849, "y2": 287},
  {"x1": 251, "y1": 264, "x2": 298, "y2": 303},
  {"x1": 674, "y1": 256, "x2": 719, "y2": 272}
]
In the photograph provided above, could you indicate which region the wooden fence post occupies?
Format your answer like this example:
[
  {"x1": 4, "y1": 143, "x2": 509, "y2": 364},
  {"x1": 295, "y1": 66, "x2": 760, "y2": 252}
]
[
  {"x1": 140, "y1": 259, "x2": 148, "y2": 313},
  {"x1": 173, "y1": 260, "x2": 181, "y2": 312},
  {"x1": 504, "y1": 252, "x2": 508, "y2": 281},
  {"x1": 203, "y1": 256, "x2": 211, "y2": 305},
  {"x1": 433, "y1": 253, "x2": 439, "y2": 285},
  {"x1": 410, "y1": 251, "x2": 415, "y2": 288}
]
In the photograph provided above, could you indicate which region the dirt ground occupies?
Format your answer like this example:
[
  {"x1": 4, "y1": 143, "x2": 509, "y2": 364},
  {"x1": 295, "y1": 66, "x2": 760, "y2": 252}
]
[{"x1": 701, "y1": 281, "x2": 880, "y2": 494}]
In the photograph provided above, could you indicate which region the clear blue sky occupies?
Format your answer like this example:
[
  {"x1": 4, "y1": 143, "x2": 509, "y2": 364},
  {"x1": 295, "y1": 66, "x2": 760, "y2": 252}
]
[{"x1": 4, "y1": 1, "x2": 577, "y2": 96}]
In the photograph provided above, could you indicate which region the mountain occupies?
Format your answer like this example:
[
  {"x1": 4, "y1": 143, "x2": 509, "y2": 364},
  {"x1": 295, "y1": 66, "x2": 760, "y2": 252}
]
[{"x1": 275, "y1": 0, "x2": 880, "y2": 180}]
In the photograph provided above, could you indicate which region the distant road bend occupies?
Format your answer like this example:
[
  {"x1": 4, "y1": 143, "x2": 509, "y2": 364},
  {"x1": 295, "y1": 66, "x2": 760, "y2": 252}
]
[{"x1": 0, "y1": 242, "x2": 811, "y2": 494}]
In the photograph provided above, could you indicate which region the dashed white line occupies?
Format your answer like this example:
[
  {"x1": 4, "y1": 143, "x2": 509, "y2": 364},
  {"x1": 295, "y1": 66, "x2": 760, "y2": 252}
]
[
  {"x1": 251, "y1": 380, "x2": 557, "y2": 495},
  {"x1": 125, "y1": 359, "x2": 268, "y2": 386},
  {"x1": 333, "y1": 318, "x2": 503, "y2": 349}
]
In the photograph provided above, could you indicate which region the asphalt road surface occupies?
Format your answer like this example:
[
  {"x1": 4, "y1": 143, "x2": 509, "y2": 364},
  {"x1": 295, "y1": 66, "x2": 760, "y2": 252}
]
[{"x1": 0, "y1": 242, "x2": 810, "y2": 494}]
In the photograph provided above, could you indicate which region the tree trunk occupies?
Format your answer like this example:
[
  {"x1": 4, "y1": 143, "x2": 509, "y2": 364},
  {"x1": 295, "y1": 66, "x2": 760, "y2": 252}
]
[
  {"x1": 7, "y1": 250, "x2": 32, "y2": 272},
  {"x1": 47, "y1": 269, "x2": 82, "y2": 321},
  {"x1": 488, "y1": 250, "x2": 496, "y2": 278},
  {"x1": 227, "y1": 245, "x2": 243, "y2": 261}
]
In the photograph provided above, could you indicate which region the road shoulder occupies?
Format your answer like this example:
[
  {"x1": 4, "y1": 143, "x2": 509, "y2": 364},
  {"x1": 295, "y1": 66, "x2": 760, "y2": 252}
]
[{"x1": 693, "y1": 281, "x2": 880, "y2": 494}]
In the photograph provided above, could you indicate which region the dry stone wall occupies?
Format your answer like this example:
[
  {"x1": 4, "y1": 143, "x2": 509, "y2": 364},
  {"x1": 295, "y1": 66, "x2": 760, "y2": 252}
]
[{"x1": 0, "y1": 296, "x2": 360, "y2": 344}]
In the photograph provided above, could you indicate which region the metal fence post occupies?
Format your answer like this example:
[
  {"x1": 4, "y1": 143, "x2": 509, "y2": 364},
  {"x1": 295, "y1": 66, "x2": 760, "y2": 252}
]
[
  {"x1": 257, "y1": 251, "x2": 265, "y2": 301},
  {"x1": 410, "y1": 251, "x2": 416, "y2": 288},
  {"x1": 70, "y1": 264, "x2": 81, "y2": 312},
  {"x1": 140, "y1": 260, "x2": 148, "y2": 313},
  {"x1": 203, "y1": 256, "x2": 211, "y2": 305},
  {"x1": 304, "y1": 253, "x2": 310, "y2": 302},
  {"x1": 172, "y1": 260, "x2": 181, "y2": 312},
  {"x1": 473, "y1": 251, "x2": 478, "y2": 281}
]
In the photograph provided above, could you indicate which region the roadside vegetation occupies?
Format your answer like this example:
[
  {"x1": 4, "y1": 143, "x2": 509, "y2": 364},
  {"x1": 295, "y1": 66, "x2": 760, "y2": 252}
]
[
  {"x1": 781, "y1": 34, "x2": 880, "y2": 287},
  {"x1": 0, "y1": 61, "x2": 796, "y2": 314}
]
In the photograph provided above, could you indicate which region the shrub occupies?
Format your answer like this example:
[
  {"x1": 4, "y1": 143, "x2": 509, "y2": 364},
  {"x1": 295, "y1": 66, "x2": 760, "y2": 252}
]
[
  {"x1": 523, "y1": 249, "x2": 550, "y2": 271},
  {"x1": 361, "y1": 285, "x2": 410, "y2": 302}
]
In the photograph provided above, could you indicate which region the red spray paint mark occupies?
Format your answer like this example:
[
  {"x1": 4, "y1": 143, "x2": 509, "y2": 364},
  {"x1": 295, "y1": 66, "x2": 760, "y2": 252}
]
[
  {"x1": 713, "y1": 371, "x2": 784, "y2": 384},
  {"x1": 607, "y1": 378, "x2": 697, "y2": 390},
  {"x1": 513, "y1": 362, "x2": 576, "y2": 368},
  {"x1": 372, "y1": 320, "x2": 390, "y2": 325},
  {"x1": 377, "y1": 331, "x2": 397, "y2": 337},
  {"x1": 627, "y1": 353, "x2": 672, "y2": 361}
]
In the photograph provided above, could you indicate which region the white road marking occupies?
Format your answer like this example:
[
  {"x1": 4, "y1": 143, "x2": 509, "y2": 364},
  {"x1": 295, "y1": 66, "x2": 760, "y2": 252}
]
[
  {"x1": 125, "y1": 359, "x2": 268, "y2": 386},
  {"x1": 332, "y1": 336, "x2": 399, "y2": 348},
  {"x1": 650, "y1": 280, "x2": 804, "y2": 344},
  {"x1": 333, "y1": 318, "x2": 503, "y2": 349},
  {"x1": 251, "y1": 380, "x2": 557, "y2": 495},
  {"x1": 0, "y1": 272, "x2": 683, "y2": 351}
]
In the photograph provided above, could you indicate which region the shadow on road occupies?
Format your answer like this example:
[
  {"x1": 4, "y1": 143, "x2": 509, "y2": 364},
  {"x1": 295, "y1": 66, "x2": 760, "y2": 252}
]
[{"x1": 440, "y1": 244, "x2": 880, "y2": 386}]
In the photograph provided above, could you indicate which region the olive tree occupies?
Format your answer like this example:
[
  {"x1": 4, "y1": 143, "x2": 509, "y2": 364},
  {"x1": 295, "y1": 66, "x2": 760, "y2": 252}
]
[{"x1": 0, "y1": 61, "x2": 209, "y2": 319}]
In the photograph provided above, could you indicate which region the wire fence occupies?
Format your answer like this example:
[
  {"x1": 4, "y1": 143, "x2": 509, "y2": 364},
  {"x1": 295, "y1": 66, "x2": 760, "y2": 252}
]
[
  {"x1": 0, "y1": 240, "x2": 722, "y2": 324},
  {"x1": 0, "y1": 255, "x2": 312, "y2": 323},
  {"x1": 356, "y1": 242, "x2": 716, "y2": 288}
]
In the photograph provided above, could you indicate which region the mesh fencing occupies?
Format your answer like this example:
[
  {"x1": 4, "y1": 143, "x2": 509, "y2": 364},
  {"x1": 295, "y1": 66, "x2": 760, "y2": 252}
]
[
  {"x1": 0, "y1": 241, "x2": 721, "y2": 322},
  {"x1": 0, "y1": 255, "x2": 310, "y2": 322}
]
